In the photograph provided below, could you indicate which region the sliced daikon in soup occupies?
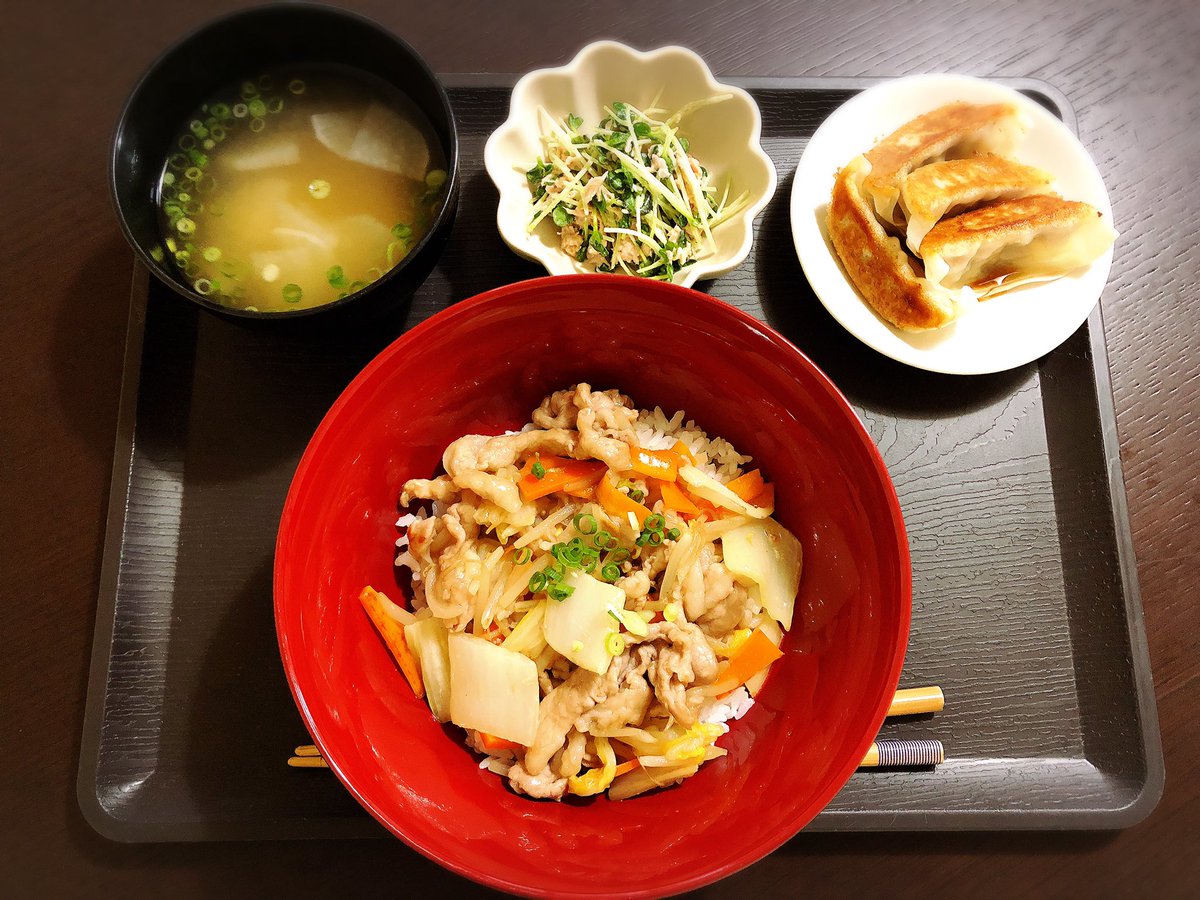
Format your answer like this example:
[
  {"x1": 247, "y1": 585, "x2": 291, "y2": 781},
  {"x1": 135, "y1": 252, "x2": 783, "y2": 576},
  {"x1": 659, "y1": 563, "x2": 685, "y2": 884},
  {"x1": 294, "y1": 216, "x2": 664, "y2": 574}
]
[{"x1": 155, "y1": 65, "x2": 447, "y2": 312}]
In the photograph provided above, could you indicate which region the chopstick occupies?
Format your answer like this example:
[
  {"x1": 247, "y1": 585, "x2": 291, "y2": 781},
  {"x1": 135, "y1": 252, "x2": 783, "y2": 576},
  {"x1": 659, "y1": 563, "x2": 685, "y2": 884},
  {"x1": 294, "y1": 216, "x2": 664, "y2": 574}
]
[
  {"x1": 860, "y1": 739, "x2": 944, "y2": 768},
  {"x1": 886, "y1": 685, "x2": 944, "y2": 717},
  {"x1": 288, "y1": 744, "x2": 328, "y2": 768},
  {"x1": 288, "y1": 685, "x2": 948, "y2": 770}
]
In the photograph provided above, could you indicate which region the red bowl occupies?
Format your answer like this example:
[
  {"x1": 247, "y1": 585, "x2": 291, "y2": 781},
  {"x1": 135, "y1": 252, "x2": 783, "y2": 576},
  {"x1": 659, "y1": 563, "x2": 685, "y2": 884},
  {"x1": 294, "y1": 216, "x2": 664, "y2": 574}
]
[{"x1": 274, "y1": 274, "x2": 910, "y2": 897}]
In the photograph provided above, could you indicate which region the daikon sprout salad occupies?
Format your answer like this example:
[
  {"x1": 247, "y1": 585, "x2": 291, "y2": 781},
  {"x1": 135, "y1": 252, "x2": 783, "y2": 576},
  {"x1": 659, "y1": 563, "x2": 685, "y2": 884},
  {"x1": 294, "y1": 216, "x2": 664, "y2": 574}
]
[
  {"x1": 358, "y1": 384, "x2": 802, "y2": 801},
  {"x1": 155, "y1": 66, "x2": 448, "y2": 312},
  {"x1": 525, "y1": 100, "x2": 750, "y2": 280}
]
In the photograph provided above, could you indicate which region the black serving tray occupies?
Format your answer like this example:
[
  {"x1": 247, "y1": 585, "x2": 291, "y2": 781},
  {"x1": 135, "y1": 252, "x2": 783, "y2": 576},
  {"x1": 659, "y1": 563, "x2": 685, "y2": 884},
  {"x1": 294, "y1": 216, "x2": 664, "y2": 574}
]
[{"x1": 79, "y1": 77, "x2": 1162, "y2": 841}]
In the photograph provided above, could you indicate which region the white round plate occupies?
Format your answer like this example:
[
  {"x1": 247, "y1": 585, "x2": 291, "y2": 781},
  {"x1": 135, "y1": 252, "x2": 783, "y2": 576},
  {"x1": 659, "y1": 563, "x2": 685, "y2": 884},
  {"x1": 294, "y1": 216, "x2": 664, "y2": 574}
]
[{"x1": 790, "y1": 74, "x2": 1115, "y2": 375}]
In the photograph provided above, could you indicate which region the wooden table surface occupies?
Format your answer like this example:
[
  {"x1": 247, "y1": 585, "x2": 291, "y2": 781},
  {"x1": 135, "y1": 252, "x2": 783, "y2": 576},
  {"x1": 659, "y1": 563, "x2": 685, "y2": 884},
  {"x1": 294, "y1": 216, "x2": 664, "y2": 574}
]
[{"x1": 4, "y1": 0, "x2": 1198, "y2": 895}]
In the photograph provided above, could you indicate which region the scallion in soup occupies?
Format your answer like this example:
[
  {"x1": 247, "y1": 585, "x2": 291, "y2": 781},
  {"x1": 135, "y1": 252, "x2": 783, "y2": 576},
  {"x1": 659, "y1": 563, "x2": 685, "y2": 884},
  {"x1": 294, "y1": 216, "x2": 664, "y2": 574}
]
[{"x1": 156, "y1": 66, "x2": 447, "y2": 312}]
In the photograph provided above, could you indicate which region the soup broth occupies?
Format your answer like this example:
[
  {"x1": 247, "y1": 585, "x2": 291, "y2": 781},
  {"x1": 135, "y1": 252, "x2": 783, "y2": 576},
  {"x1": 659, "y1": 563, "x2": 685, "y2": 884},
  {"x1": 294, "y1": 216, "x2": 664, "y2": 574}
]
[{"x1": 156, "y1": 66, "x2": 447, "y2": 312}]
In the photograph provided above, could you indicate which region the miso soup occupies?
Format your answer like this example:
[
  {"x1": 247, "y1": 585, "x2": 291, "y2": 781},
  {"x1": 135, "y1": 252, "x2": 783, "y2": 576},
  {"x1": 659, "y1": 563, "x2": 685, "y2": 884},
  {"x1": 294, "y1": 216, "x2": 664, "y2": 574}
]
[{"x1": 156, "y1": 66, "x2": 447, "y2": 312}]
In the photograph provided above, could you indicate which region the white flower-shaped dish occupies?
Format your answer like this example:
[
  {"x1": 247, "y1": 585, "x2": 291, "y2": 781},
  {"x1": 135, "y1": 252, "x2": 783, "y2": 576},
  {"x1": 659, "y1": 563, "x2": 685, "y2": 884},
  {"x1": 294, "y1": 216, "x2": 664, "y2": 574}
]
[
  {"x1": 792, "y1": 74, "x2": 1116, "y2": 375},
  {"x1": 485, "y1": 41, "x2": 777, "y2": 287}
]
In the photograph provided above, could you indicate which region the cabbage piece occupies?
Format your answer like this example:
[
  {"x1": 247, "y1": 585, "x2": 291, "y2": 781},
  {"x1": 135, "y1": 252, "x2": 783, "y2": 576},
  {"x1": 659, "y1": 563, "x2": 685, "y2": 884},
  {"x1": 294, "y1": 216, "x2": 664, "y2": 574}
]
[
  {"x1": 721, "y1": 520, "x2": 803, "y2": 630},
  {"x1": 501, "y1": 602, "x2": 547, "y2": 657},
  {"x1": 404, "y1": 617, "x2": 450, "y2": 721},
  {"x1": 447, "y1": 633, "x2": 539, "y2": 745},
  {"x1": 543, "y1": 571, "x2": 625, "y2": 674},
  {"x1": 678, "y1": 466, "x2": 771, "y2": 518}
]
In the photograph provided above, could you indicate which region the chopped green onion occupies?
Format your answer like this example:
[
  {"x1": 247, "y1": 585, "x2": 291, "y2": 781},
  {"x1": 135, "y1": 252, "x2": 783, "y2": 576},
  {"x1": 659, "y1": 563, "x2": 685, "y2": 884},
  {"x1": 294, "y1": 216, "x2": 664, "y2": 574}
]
[
  {"x1": 666, "y1": 527, "x2": 681, "y2": 541},
  {"x1": 178, "y1": 134, "x2": 196, "y2": 151},
  {"x1": 644, "y1": 513, "x2": 665, "y2": 531},
  {"x1": 547, "y1": 584, "x2": 574, "y2": 602},
  {"x1": 210, "y1": 102, "x2": 230, "y2": 119},
  {"x1": 326, "y1": 265, "x2": 345, "y2": 287},
  {"x1": 288, "y1": 78, "x2": 306, "y2": 95},
  {"x1": 593, "y1": 530, "x2": 617, "y2": 550},
  {"x1": 249, "y1": 117, "x2": 265, "y2": 133},
  {"x1": 150, "y1": 245, "x2": 165, "y2": 263},
  {"x1": 392, "y1": 223, "x2": 412, "y2": 239},
  {"x1": 202, "y1": 246, "x2": 222, "y2": 263},
  {"x1": 240, "y1": 81, "x2": 258, "y2": 99},
  {"x1": 628, "y1": 489, "x2": 646, "y2": 503},
  {"x1": 308, "y1": 178, "x2": 331, "y2": 199},
  {"x1": 386, "y1": 240, "x2": 408, "y2": 267},
  {"x1": 184, "y1": 166, "x2": 203, "y2": 182},
  {"x1": 210, "y1": 125, "x2": 226, "y2": 141},
  {"x1": 610, "y1": 548, "x2": 631, "y2": 564},
  {"x1": 531, "y1": 461, "x2": 546, "y2": 479},
  {"x1": 232, "y1": 103, "x2": 248, "y2": 118},
  {"x1": 281, "y1": 283, "x2": 302, "y2": 304},
  {"x1": 647, "y1": 531, "x2": 663, "y2": 546},
  {"x1": 267, "y1": 97, "x2": 284, "y2": 114},
  {"x1": 514, "y1": 547, "x2": 532, "y2": 565},
  {"x1": 605, "y1": 632, "x2": 624, "y2": 656},
  {"x1": 600, "y1": 562, "x2": 621, "y2": 583},
  {"x1": 527, "y1": 570, "x2": 547, "y2": 593},
  {"x1": 161, "y1": 172, "x2": 176, "y2": 187},
  {"x1": 366, "y1": 266, "x2": 384, "y2": 282},
  {"x1": 176, "y1": 217, "x2": 195, "y2": 235},
  {"x1": 348, "y1": 280, "x2": 367, "y2": 292},
  {"x1": 193, "y1": 278, "x2": 214, "y2": 295},
  {"x1": 573, "y1": 513, "x2": 598, "y2": 535},
  {"x1": 202, "y1": 138, "x2": 215, "y2": 151},
  {"x1": 425, "y1": 169, "x2": 447, "y2": 190}
]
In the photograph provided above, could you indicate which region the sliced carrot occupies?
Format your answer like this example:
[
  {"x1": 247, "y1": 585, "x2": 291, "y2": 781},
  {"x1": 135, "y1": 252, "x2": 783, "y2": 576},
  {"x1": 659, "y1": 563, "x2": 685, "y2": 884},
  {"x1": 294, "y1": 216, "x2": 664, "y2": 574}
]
[
  {"x1": 518, "y1": 455, "x2": 606, "y2": 501},
  {"x1": 748, "y1": 482, "x2": 775, "y2": 511},
  {"x1": 563, "y1": 483, "x2": 597, "y2": 500},
  {"x1": 691, "y1": 494, "x2": 734, "y2": 520},
  {"x1": 653, "y1": 478, "x2": 701, "y2": 515},
  {"x1": 596, "y1": 471, "x2": 652, "y2": 530},
  {"x1": 612, "y1": 758, "x2": 642, "y2": 777},
  {"x1": 479, "y1": 731, "x2": 524, "y2": 753},
  {"x1": 709, "y1": 627, "x2": 783, "y2": 697},
  {"x1": 629, "y1": 446, "x2": 685, "y2": 481},
  {"x1": 726, "y1": 469, "x2": 765, "y2": 502},
  {"x1": 359, "y1": 586, "x2": 424, "y2": 699},
  {"x1": 671, "y1": 439, "x2": 697, "y2": 464}
]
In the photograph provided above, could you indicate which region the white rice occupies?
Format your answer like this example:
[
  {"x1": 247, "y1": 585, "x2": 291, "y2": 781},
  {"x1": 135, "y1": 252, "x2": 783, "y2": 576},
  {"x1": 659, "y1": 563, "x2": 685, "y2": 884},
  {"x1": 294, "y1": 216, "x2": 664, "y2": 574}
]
[
  {"x1": 698, "y1": 687, "x2": 755, "y2": 725},
  {"x1": 634, "y1": 406, "x2": 751, "y2": 484}
]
